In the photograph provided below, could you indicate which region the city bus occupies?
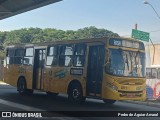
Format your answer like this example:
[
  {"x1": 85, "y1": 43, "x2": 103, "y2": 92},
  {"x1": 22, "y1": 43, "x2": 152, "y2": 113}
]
[
  {"x1": 3, "y1": 37, "x2": 146, "y2": 104},
  {"x1": 146, "y1": 65, "x2": 160, "y2": 100}
]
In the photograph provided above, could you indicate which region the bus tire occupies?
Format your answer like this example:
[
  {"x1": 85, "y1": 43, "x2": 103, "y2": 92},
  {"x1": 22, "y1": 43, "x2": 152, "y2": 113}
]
[
  {"x1": 103, "y1": 99, "x2": 116, "y2": 105},
  {"x1": 17, "y1": 78, "x2": 27, "y2": 95},
  {"x1": 68, "y1": 83, "x2": 85, "y2": 104}
]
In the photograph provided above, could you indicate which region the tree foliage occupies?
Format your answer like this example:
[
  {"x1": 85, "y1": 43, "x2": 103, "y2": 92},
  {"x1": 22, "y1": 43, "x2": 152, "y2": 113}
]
[
  {"x1": 0, "y1": 26, "x2": 119, "y2": 59},
  {"x1": 0, "y1": 26, "x2": 119, "y2": 45}
]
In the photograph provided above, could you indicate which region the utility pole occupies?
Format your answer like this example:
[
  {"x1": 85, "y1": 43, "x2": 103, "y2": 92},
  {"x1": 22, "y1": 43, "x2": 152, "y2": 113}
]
[{"x1": 135, "y1": 23, "x2": 138, "y2": 30}]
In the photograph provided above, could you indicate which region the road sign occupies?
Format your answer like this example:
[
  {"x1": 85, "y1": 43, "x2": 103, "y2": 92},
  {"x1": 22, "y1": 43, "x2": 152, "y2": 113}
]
[{"x1": 131, "y1": 29, "x2": 150, "y2": 42}]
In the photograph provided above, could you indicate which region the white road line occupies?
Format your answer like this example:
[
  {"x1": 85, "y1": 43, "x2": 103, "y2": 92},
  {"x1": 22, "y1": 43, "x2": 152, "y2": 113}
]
[{"x1": 0, "y1": 99, "x2": 45, "y2": 111}]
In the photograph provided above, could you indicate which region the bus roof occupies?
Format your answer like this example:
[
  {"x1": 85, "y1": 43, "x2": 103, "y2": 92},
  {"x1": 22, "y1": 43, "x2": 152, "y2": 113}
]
[{"x1": 5, "y1": 36, "x2": 143, "y2": 47}]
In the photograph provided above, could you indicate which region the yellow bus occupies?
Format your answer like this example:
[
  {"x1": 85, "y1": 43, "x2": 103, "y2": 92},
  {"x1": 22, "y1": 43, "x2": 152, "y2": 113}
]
[{"x1": 3, "y1": 37, "x2": 146, "y2": 104}]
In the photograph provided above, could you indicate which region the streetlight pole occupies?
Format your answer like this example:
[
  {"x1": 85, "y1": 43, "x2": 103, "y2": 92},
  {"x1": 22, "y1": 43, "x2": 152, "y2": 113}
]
[
  {"x1": 144, "y1": 1, "x2": 158, "y2": 65},
  {"x1": 144, "y1": 0, "x2": 160, "y2": 19}
]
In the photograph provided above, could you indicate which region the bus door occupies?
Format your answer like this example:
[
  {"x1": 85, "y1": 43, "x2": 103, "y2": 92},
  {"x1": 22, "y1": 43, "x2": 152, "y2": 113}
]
[
  {"x1": 87, "y1": 45, "x2": 105, "y2": 96},
  {"x1": 33, "y1": 49, "x2": 46, "y2": 90}
]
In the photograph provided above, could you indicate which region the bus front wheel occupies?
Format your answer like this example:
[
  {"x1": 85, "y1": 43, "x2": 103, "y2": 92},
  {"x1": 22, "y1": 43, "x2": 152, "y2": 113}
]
[
  {"x1": 103, "y1": 99, "x2": 116, "y2": 105},
  {"x1": 68, "y1": 83, "x2": 85, "y2": 103},
  {"x1": 17, "y1": 78, "x2": 27, "y2": 95}
]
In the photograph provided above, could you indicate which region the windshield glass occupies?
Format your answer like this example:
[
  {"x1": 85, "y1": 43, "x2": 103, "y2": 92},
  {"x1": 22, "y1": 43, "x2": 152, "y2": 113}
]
[{"x1": 106, "y1": 48, "x2": 145, "y2": 77}]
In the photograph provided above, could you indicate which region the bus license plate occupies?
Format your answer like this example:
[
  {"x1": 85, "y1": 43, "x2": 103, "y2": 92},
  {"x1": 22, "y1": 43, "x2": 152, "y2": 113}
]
[{"x1": 127, "y1": 93, "x2": 135, "y2": 98}]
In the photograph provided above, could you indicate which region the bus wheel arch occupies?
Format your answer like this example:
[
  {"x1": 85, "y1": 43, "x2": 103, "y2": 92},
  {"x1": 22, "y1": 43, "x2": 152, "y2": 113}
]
[
  {"x1": 67, "y1": 80, "x2": 86, "y2": 103},
  {"x1": 17, "y1": 76, "x2": 33, "y2": 95}
]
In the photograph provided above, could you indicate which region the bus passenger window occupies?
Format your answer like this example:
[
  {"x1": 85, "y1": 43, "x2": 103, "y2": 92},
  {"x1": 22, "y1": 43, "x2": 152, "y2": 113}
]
[
  {"x1": 23, "y1": 48, "x2": 33, "y2": 65},
  {"x1": 14, "y1": 49, "x2": 24, "y2": 64},
  {"x1": 46, "y1": 56, "x2": 57, "y2": 66},
  {"x1": 59, "y1": 55, "x2": 65, "y2": 66},
  {"x1": 48, "y1": 46, "x2": 57, "y2": 56},
  {"x1": 7, "y1": 49, "x2": 14, "y2": 57},
  {"x1": 65, "y1": 56, "x2": 72, "y2": 66},
  {"x1": 25, "y1": 48, "x2": 33, "y2": 56},
  {"x1": 74, "y1": 56, "x2": 85, "y2": 67},
  {"x1": 46, "y1": 46, "x2": 58, "y2": 66},
  {"x1": 74, "y1": 44, "x2": 86, "y2": 67},
  {"x1": 59, "y1": 55, "x2": 72, "y2": 67},
  {"x1": 75, "y1": 44, "x2": 86, "y2": 55},
  {"x1": 46, "y1": 56, "x2": 53, "y2": 65},
  {"x1": 59, "y1": 45, "x2": 73, "y2": 67},
  {"x1": 6, "y1": 49, "x2": 14, "y2": 64},
  {"x1": 60, "y1": 45, "x2": 73, "y2": 55}
]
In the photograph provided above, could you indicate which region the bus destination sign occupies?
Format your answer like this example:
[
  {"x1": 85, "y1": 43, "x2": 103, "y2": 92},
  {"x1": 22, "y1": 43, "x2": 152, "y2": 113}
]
[{"x1": 109, "y1": 38, "x2": 141, "y2": 49}]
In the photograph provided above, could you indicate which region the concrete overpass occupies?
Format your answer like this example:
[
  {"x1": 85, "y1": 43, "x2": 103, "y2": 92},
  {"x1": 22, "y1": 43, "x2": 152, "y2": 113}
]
[{"x1": 0, "y1": 0, "x2": 62, "y2": 20}]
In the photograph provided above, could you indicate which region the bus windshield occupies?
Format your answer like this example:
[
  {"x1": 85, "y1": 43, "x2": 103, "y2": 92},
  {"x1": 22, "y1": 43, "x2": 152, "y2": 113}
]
[{"x1": 106, "y1": 48, "x2": 145, "y2": 77}]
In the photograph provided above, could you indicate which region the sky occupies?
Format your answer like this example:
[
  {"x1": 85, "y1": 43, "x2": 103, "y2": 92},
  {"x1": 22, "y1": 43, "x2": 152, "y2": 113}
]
[{"x1": 0, "y1": 0, "x2": 160, "y2": 43}]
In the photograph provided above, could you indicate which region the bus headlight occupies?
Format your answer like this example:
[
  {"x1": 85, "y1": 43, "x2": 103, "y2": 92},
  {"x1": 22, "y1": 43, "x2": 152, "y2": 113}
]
[{"x1": 106, "y1": 82, "x2": 118, "y2": 91}]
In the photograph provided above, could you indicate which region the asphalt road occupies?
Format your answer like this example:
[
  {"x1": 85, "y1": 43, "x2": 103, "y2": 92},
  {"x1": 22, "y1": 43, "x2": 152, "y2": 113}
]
[{"x1": 0, "y1": 83, "x2": 159, "y2": 120}]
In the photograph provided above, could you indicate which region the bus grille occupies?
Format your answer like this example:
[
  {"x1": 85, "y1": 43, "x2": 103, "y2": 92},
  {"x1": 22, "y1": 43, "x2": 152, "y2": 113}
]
[{"x1": 119, "y1": 91, "x2": 143, "y2": 97}]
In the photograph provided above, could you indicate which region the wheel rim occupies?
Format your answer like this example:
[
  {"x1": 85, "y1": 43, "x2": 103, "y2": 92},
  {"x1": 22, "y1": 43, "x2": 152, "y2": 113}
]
[{"x1": 72, "y1": 89, "x2": 79, "y2": 99}]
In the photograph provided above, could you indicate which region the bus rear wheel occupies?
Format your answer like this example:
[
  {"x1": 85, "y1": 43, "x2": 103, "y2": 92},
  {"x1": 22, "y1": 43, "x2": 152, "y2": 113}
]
[
  {"x1": 68, "y1": 83, "x2": 85, "y2": 104},
  {"x1": 103, "y1": 99, "x2": 116, "y2": 105},
  {"x1": 17, "y1": 78, "x2": 27, "y2": 95}
]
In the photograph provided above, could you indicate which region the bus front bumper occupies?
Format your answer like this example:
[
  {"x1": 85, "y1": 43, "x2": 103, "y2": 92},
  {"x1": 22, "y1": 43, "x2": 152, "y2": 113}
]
[{"x1": 102, "y1": 84, "x2": 146, "y2": 101}]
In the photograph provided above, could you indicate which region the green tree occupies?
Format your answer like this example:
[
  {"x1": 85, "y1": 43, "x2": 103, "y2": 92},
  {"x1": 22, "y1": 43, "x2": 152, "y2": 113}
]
[{"x1": 1, "y1": 26, "x2": 119, "y2": 45}]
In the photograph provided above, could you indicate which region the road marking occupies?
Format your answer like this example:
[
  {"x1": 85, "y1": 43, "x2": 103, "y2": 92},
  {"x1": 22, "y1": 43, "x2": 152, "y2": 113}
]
[
  {"x1": 0, "y1": 99, "x2": 45, "y2": 111},
  {"x1": 0, "y1": 99, "x2": 82, "y2": 120}
]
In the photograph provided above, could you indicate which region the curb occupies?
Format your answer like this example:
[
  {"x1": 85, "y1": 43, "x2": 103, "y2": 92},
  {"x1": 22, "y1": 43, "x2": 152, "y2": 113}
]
[{"x1": 122, "y1": 100, "x2": 160, "y2": 108}]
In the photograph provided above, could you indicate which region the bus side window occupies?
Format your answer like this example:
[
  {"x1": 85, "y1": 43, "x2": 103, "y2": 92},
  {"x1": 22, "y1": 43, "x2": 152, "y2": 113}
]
[
  {"x1": 74, "y1": 44, "x2": 86, "y2": 67},
  {"x1": 23, "y1": 48, "x2": 33, "y2": 65},
  {"x1": 46, "y1": 46, "x2": 58, "y2": 66},
  {"x1": 6, "y1": 48, "x2": 14, "y2": 64},
  {"x1": 59, "y1": 45, "x2": 73, "y2": 67},
  {"x1": 14, "y1": 49, "x2": 24, "y2": 64}
]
